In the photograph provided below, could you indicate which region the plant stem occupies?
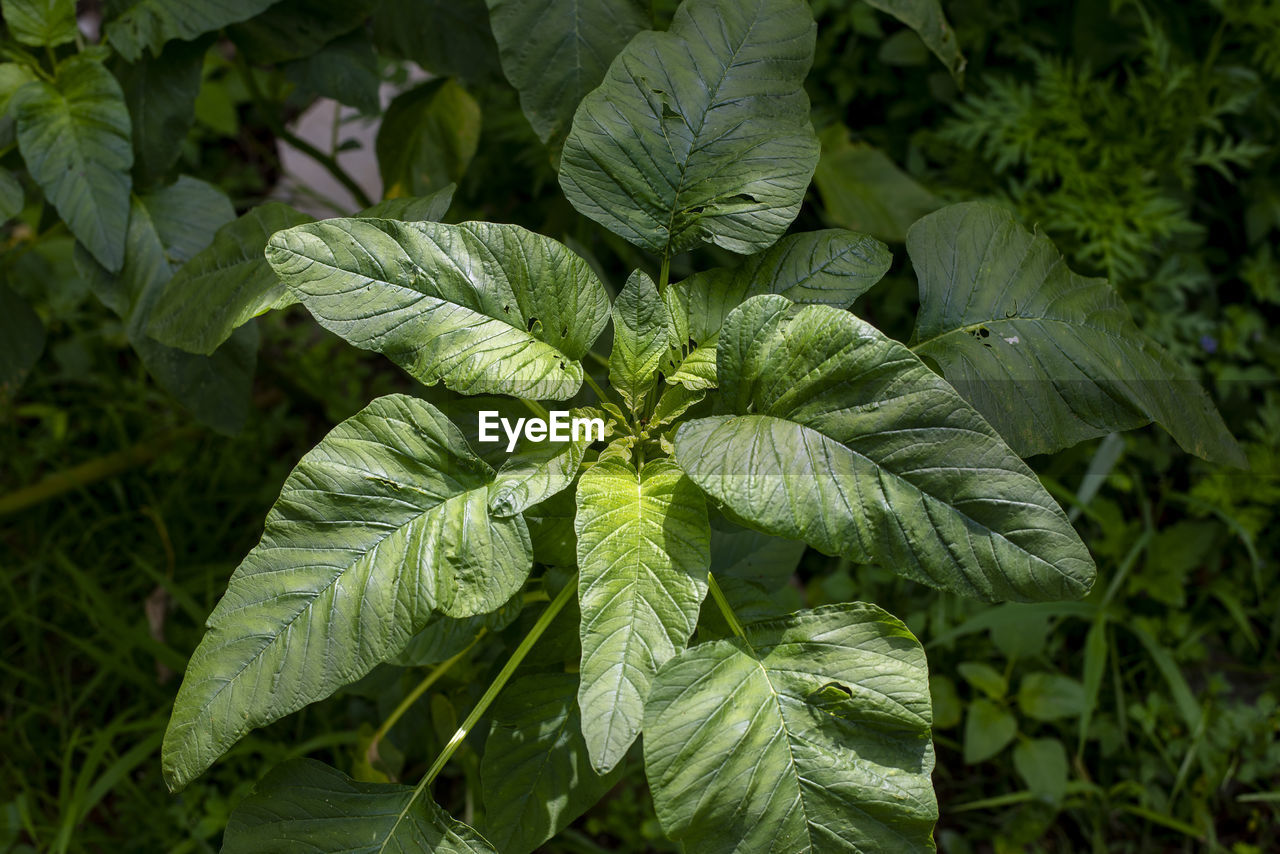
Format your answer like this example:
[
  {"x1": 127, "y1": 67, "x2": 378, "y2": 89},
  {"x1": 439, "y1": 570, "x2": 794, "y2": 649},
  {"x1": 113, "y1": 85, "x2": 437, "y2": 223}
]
[
  {"x1": 519, "y1": 397, "x2": 550, "y2": 421},
  {"x1": 234, "y1": 56, "x2": 374, "y2": 209},
  {"x1": 419, "y1": 574, "x2": 577, "y2": 788},
  {"x1": 0, "y1": 427, "x2": 198, "y2": 516},
  {"x1": 365, "y1": 633, "x2": 483, "y2": 766},
  {"x1": 707, "y1": 572, "x2": 747, "y2": 640},
  {"x1": 658, "y1": 252, "x2": 671, "y2": 294},
  {"x1": 582, "y1": 370, "x2": 612, "y2": 405}
]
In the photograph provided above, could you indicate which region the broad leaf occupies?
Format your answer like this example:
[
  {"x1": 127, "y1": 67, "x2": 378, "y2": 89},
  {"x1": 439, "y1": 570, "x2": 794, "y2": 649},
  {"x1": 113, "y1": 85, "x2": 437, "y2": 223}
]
[
  {"x1": 610, "y1": 269, "x2": 667, "y2": 414},
  {"x1": 228, "y1": 0, "x2": 377, "y2": 64},
  {"x1": 662, "y1": 229, "x2": 892, "y2": 390},
  {"x1": 162, "y1": 395, "x2": 533, "y2": 790},
  {"x1": 105, "y1": 0, "x2": 281, "y2": 62},
  {"x1": 12, "y1": 56, "x2": 133, "y2": 272},
  {"x1": 575, "y1": 457, "x2": 710, "y2": 772},
  {"x1": 390, "y1": 598, "x2": 522, "y2": 667},
  {"x1": 484, "y1": 0, "x2": 648, "y2": 147},
  {"x1": 813, "y1": 125, "x2": 940, "y2": 243},
  {"x1": 673, "y1": 295, "x2": 1096, "y2": 602},
  {"x1": 0, "y1": 170, "x2": 23, "y2": 221},
  {"x1": 265, "y1": 218, "x2": 610, "y2": 400},
  {"x1": 3, "y1": 0, "x2": 77, "y2": 47},
  {"x1": 372, "y1": 0, "x2": 503, "y2": 84},
  {"x1": 357, "y1": 186, "x2": 456, "y2": 223},
  {"x1": 479, "y1": 673, "x2": 622, "y2": 854},
  {"x1": 284, "y1": 30, "x2": 381, "y2": 115},
  {"x1": 0, "y1": 283, "x2": 45, "y2": 404},
  {"x1": 489, "y1": 422, "x2": 591, "y2": 517},
  {"x1": 908, "y1": 202, "x2": 1246, "y2": 467},
  {"x1": 147, "y1": 202, "x2": 313, "y2": 354},
  {"x1": 864, "y1": 0, "x2": 965, "y2": 81},
  {"x1": 222, "y1": 758, "x2": 496, "y2": 853},
  {"x1": 76, "y1": 177, "x2": 258, "y2": 434},
  {"x1": 377, "y1": 79, "x2": 481, "y2": 198},
  {"x1": 559, "y1": 0, "x2": 820, "y2": 256},
  {"x1": 644, "y1": 603, "x2": 937, "y2": 853},
  {"x1": 114, "y1": 36, "x2": 209, "y2": 188}
]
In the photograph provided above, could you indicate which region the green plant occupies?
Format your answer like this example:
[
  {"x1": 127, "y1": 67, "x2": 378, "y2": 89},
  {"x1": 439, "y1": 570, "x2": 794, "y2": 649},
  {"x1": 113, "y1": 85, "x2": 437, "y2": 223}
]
[{"x1": 130, "y1": 0, "x2": 1250, "y2": 850}]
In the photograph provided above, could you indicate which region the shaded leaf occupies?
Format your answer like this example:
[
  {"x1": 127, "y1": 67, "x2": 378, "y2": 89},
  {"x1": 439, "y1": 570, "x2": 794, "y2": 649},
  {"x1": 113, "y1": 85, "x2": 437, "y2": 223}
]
[
  {"x1": 105, "y1": 0, "x2": 281, "y2": 62},
  {"x1": 13, "y1": 55, "x2": 133, "y2": 272},
  {"x1": 644, "y1": 604, "x2": 937, "y2": 853},
  {"x1": 559, "y1": 0, "x2": 819, "y2": 256},
  {"x1": 1017, "y1": 673, "x2": 1085, "y2": 721},
  {"x1": 575, "y1": 457, "x2": 710, "y2": 772},
  {"x1": 964, "y1": 698, "x2": 1016, "y2": 763},
  {"x1": 479, "y1": 673, "x2": 622, "y2": 854},
  {"x1": 1013, "y1": 738, "x2": 1068, "y2": 804},
  {"x1": 674, "y1": 294, "x2": 1096, "y2": 602},
  {"x1": 372, "y1": 0, "x2": 503, "y2": 83},
  {"x1": 863, "y1": 0, "x2": 965, "y2": 80},
  {"x1": 908, "y1": 202, "x2": 1245, "y2": 467},
  {"x1": 162, "y1": 395, "x2": 533, "y2": 790},
  {"x1": 0, "y1": 283, "x2": 45, "y2": 404},
  {"x1": 390, "y1": 598, "x2": 523, "y2": 667},
  {"x1": 484, "y1": 0, "x2": 648, "y2": 147},
  {"x1": 0, "y1": 170, "x2": 23, "y2": 221},
  {"x1": 3, "y1": 0, "x2": 77, "y2": 47},
  {"x1": 489, "y1": 420, "x2": 592, "y2": 517},
  {"x1": 114, "y1": 36, "x2": 209, "y2": 189},
  {"x1": 284, "y1": 30, "x2": 381, "y2": 115},
  {"x1": 377, "y1": 79, "x2": 481, "y2": 199},
  {"x1": 222, "y1": 758, "x2": 496, "y2": 853},
  {"x1": 813, "y1": 125, "x2": 940, "y2": 243},
  {"x1": 228, "y1": 0, "x2": 377, "y2": 64},
  {"x1": 265, "y1": 218, "x2": 610, "y2": 400}
]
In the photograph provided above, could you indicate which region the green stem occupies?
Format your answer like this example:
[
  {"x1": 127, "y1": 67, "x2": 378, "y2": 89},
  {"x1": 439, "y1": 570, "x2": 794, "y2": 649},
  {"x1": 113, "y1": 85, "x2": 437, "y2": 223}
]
[
  {"x1": 234, "y1": 56, "x2": 374, "y2": 209},
  {"x1": 707, "y1": 572, "x2": 747, "y2": 640},
  {"x1": 419, "y1": 574, "x2": 578, "y2": 788},
  {"x1": 658, "y1": 252, "x2": 671, "y2": 294},
  {"x1": 519, "y1": 397, "x2": 550, "y2": 421},
  {"x1": 584, "y1": 350, "x2": 609, "y2": 370},
  {"x1": 365, "y1": 633, "x2": 482, "y2": 765},
  {"x1": 582, "y1": 370, "x2": 612, "y2": 405}
]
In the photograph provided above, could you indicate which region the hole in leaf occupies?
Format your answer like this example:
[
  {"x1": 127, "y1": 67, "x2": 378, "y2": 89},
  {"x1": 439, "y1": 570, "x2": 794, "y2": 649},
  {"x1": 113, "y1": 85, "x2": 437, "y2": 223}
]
[{"x1": 527, "y1": 316, "x2": 539, "y2": 332}]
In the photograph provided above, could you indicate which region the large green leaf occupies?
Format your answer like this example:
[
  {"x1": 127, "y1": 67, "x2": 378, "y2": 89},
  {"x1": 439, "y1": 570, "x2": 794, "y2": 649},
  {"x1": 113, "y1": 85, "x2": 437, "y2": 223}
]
[
  {"x1": 114, "y1": 36, "x2": 209, "y2": 188},
  {"x1": 12, "y1": 56, "x2": 133, "y2": 272},
  {"x1": 0, "y1": 283, "x2": 45, "y2": 405},
  {"x1": 558, "y1": 0, "x2": 820, "y2": 256},
  {"x1": 284, "y1": 30, "x2": 381, "y2": 115},
  {"x1": 610, "y1": 269, "x2": 667, "y2": 414},
  {"x1": 76, "y1": 177, "x2": 258, "y2": 434},
  {"x1": 484, "y1": 0, "x2": 648, "y2": 147},
  {"x1": 147, "y1": 203, "x2": 313, "y2": 354},
  {"x1": 644, "y1": 604, "x2": 937, "y2": 853},
  {"x1": 228, "y1": 0, "x2": 377, "y2": 64},
  {"x1": 907, "y1": 202, "x2": 1246, "y2": 467},
  {"x1": 265, "y1": 218, "x2": 610, "y2": 400},
  {"x1": 372, "y1": 0, "x2": 503, "y2": 83},
  {"x1": 222, "y1": 759, "x2": 496, "y2": 853},
  {"x1": 575, "y1": 457, "x2": 710, "y2": 772},
  {"x1": 162, "y1": 395, "x2": 533, "y2": 791},
  {"x1": 662, "y1": 229, "x2": 892, "y2": 390},
  {"x1": 105, "y1": 0, "x2": 282, "y2": 62},
  {"x1": 3, "y1": 0, "x2": 77, "y2": 47},
  {"x1": 479, "y1": 673, "x2": 622, "y2": 854},
  {"x1": 377, "y1": 79, "x2": 481, "y2": 199},
  {"x1": 863, "y1": 0, "x2": 965, "y2": 81},
  {"x1": 673, "y1": 295, "x2": 1096, "y2": 602},
  {"x1": 813, "y1": 125, "x2": 941, "y2": 243}
]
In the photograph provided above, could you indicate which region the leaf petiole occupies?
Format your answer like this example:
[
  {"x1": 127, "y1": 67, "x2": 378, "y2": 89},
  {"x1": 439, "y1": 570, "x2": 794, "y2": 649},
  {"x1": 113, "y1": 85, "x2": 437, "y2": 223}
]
[{"x1": 707, "y1": 572, "x2": 747, "y2": 640}]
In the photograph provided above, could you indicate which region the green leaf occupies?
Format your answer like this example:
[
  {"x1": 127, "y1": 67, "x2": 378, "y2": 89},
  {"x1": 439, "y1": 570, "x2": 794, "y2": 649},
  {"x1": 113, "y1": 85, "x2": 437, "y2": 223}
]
[
  {"x1": 0, "y1": 283, "x2": 45, "y2": 404},
  {"x1": 908, "y1": 202, "x2": 1246, "y2": 467},
  {"x1": 377, "y1": 79, "x2": 481, "y2": 199},
  {"x1": 575, "y1": 457, "x2": 710, "y2": 772},
  {"x1": 372, "y1": 0, "x2": 503, "y2": 83},
  {"x1": 147, "y1": 202, "x2": 313, "y2": 355},
  {"x1": 76, "y1": 177, "x2": 258, "y2": 435},
  {"x1": 1017, "y1": 673, "x2": 1085, "y2": 721},
  {"x1": 662, "y1": 229, "x2": 892, "y2": 389},
  {"x1": 957, "y1": 662, "x2": 1007, "y2": 700},
  {"x1": 964, "y1": 698, "x2": 1016, "y2": 763},
  {"x1": 390, "y1": 598, "x2": 522, "y2": 667},
  {"x1": 358, "y1": 185, "x2": 456, "y2": 222},
  {"x1": 929, "y1": 675, "x2": 962, "y2": 729},
  {"x1": 228, "y1": 0, "x2": 377, "y2": 64},
  {"x1": 284, "y1": 30, "x2": 381, "y2": 115},
  {"x1": 644, "y1": 603, "x2": 937, "y2": 853},
  {"x1": 12, "y1": 56, "x2": 133, "y2": 272},
  {"x1": 162, "y1": 394, "x2": 533, "y2": 790},
  {"x1": 524, "y1": 489, "x2": 578, "y2": 568},
  {"x1": 484, "y1": 0, "x2": 648, "y2": 147},
  {"x1": 609, "y1": 269, "x2": 667, "y2": 414},
  {"x1": 480, "y1": 673, "x2": 622, "y2": 854},
  {"x1": 265, "y1": 218, "x2": 610, "y2": 400},
  {"x1": 813, "y1": 125, "x2": 941, "y2": 243},
  {"x1": 0, "y1": 170, "x2": 23, "y2": 221},
  {"x1": 1013, "y1": 738, "x2": 1068, "y2": 805},
  {"x1": 114, "y1": 37, "x2": 209, "y2": 189},
  {"x1": 104, "y1": 0, "x2": 281, "y2": 62},
  {"x1": 559, "y1": 0, "x2": 820, "y2": 256},
  {"x1": 863, "y1": 0, "x2": 965, "y2": 81},
  {"x1": 2, "y1": 0, "x2": 77, "y2": 47},
  {"x1": 222, "y1": 758, "x2": 497, "y2": 853},
  {"x1": 0, "y1": 63, "x2": 39, "y2": 149},
  {"x1": 673, "y1": 294, "x2": 1096, "y2": 603},
  {"x1": 488, "y1": 421, "x2": 591, "y2": 517}
]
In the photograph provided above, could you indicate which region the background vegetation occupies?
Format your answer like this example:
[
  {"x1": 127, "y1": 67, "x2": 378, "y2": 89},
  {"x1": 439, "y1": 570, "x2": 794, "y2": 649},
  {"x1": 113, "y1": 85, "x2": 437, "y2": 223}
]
[{"x1": 2, "y1": 0, "x2": 1277, "y2": 851}]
